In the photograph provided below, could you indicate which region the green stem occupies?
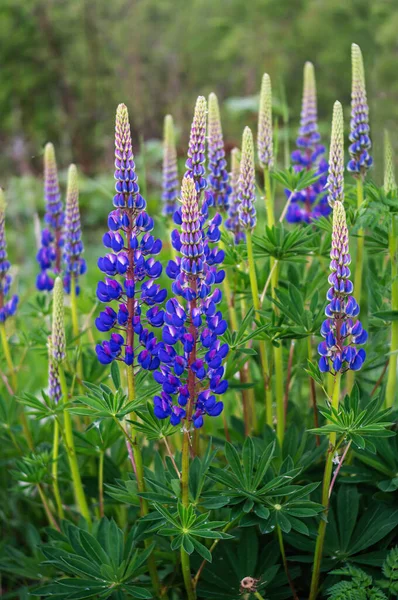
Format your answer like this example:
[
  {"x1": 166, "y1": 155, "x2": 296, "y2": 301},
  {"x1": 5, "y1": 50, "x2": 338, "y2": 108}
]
[
  {"x1": 276, "y1": 525, "x2": 299, "y2": 600},
  {"x1": 0, "y1": 323, "x2": 34, "y2": 450},
  {"x1": 99, "y1": 449, "x2": 104, "y2": 517},
  {"x1": 59, "y1": 365, "x2": 91, "y2": 525},
  {"x1": 52, "y1": 419, "x2": 64, "y2": 519},
  {"x1": 386, "y1": 214, "x2": 398, "y2": 408},
  {"x1": 70, "y1": 277, "x2": 84, "y2": 386},
  {"x1": 264, "y1": 168, "x2": 275, "y2": 227},
  {"x1": 181, "y1": 548, "x2": 195, "y2": 600},
  {"x1": 246, "y1": 230, "x2": 273, "y2": 427},
  {"x1": 309, "y1": 372, "x2": 341, "y2": 600},
  {"x1": 37, "y1": 484, "x2": 60, "y2": 530},
  {"x1": 347, "y1": 178, "x2": 364, "y2": 393},
  {"x1": 271, "y1": 261, "x2": 284, "y2": 444},
  {"x1": 181, "y1": 425, "x2": 196, "y2": 600}
]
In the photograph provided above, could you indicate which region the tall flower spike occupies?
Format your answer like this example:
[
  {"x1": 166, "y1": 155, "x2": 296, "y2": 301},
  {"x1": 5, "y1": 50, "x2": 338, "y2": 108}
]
[
  {"x1": 184, "y1": 96, "x2": 208, "y2": 194},
  {"x1": 52, "y1": 277, "x2": 66, "y2": 363},
  {"x1": 257, "y1": 73, "x2": 274, "y2": 169},
  {"x1": 287, "y1": 62, "x2": 330, "y2": 223},
  {"x1": 225, "y1": 148, "x2": 245, "y2": 243},
  {"x1": 207, "y1": 93, "x2": 231, "y2": 209},
  {"x1": 36, "y1": 143, "x2": 64, "y2": 291},
  {"x1": 0, "y1": 190, "x2": 18, "y2": 323},
  {"x1": 63, "y1": 165, "x2": 86, "y2": 295},
  {"x1": 157, "y1": 173, "x2": 228, "y2": 428},
  {"x1": 327, "y1": 101, "x2": 344, "y2": 206},
  {"x1": 47, "y1": 336, "x2": 61, "y2": 403},
  {"x1": 162, "y1": 115, "x2": 179, "y2": 217},
  {"x1": 318, "y1": 201, "x2": 367, "y2": 374},
  {"x1": 347, "y1": 44, "x2": 372, "y2": 176},
  {"x1": 238, "y1": 127, "x2": 257, "y2": 231},
  {"x1": 384, "y1": 131, "x2": 396, "y2": 194},
  {"x1": 95, "y1": 104, "x2": 166, "y2": 369}
]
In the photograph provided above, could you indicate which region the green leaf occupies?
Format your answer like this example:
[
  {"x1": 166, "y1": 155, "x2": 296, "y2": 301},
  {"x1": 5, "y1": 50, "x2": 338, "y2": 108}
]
[{"x1": 110, "y1": 361, "x2": 121, "y2": 389}]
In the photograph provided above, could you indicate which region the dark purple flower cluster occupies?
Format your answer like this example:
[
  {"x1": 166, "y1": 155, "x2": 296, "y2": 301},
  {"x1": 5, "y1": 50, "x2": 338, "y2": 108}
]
[
  {"x1": 347, "y1": 44, "x2": 372, "y2": 176},
  {"x1": 0, "y1": 191, "x2": 18, "y2": 322},
  {"x1": 207, "y1": 93, "x2": 231, "y2": 210},
  {"x1": 95, "y1": 104, "x2": 166, "y2": 368},
  {"x1": 36, "y1": 143, "x2": 64, "y2": 291},
  {"x1": 318, "y1": 201, "x2": 367, "y2": 373},
  {"x1": 63, "y1": 165, "x2": 86, "y2": 295},
  {"x1": 153, "y1": 174, "x2": 228, "y2": 428},
  {"x1": 286, "y1": 63, "x2": 330, "y2": 224}
]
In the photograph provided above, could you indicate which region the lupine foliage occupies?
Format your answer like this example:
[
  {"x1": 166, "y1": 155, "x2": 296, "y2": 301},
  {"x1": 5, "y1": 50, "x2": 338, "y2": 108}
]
[{"x1": 1, "y1": 41, "x2": 398, "y2": 600}]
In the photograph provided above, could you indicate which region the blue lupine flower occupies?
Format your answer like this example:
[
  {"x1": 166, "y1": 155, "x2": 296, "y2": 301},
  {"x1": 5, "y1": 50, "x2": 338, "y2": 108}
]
[
  {"x1": 155, "y1": 172, "x2": 228, "y2": 428},
  {"x1": 0, "y1": 190, "x2": 18, "y2": 323},
  {"x1": 238, "y1": 127, "x2": 257, "y2": 231},
  {"x1": 318, "y1": 200, "x2": 367, "y2": 373},
  {"x1": 63, "y1": 165, "x2": 86, "y2": 294},
  {"x1": 347, "y1": 44, "x2": 372, "y2": 176},
  {"x1": 162, "y1": 115, "x2": 179, "y2": 217},
  {"x1": 286, "y1": 62, "x2": 330, "y2": 223},
  {"x1": 36, "y1": 143, "x2": 64, "y2": 291},
  {"x1": 207, "y1": 93, "x2": 231, "y2": 210},
  {"x1": 95, "y1": 104, "x2": 166, "y2": 368}
]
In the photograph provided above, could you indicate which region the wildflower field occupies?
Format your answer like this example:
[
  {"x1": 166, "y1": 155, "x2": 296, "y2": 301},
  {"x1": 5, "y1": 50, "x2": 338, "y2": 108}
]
[{"x1": 1, "y1": 32, "x2": 398, "y2": 600}]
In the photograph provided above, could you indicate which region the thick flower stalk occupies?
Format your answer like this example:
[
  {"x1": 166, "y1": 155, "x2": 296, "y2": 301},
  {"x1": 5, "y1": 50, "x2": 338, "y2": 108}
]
[
  {"x1": 258, "y1": 74, "x2": 275, "y2": 227},
  {"x1": 207, "y1": 93, "x2": 231, "y2": 210},
  {"x1": 0, "y1": 191, "x2": 18, "y2": 324},
  {"x1": 63, "y1": 165, "x2": 86, "y2": 295},
  {"x1": 286, "y1": 62, "x2": 330, "y2": 223},
  {"x1": 52, "y1": 277, "x2": 90, "y2": 524},
  {"x1": 162, "y1": 114, "x2": 179, "y2": 217},
  {"x1": 95, "y1": 104, "x2": 166, "y2": 377},
  {"x1": 238, "y1": 128, "x2": 273, "y2": 429},
  {"x1": 347, "y1": 44, "x2": 372, "y2": 176},
  {"x1": 225, "y1": 148, "x2": 244, "y2": 243},
  {"x1": 384, "y1": 131, "x2": 398, "y2": 408},
  {"x1": 318, "y1": 201, "x2": 367, "y2": 374},
  {"x1": 36, "y1": 143, "x2": 64, "y2": 291}
]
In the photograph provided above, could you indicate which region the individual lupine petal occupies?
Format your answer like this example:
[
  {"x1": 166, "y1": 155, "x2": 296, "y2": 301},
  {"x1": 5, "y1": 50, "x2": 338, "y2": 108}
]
[
  {"x1": 162, "y1": 115, "x2": 179, "y2": 216},
  {"x1": 207, "y1": 93, "x2": 231, "y2": 209},
  {"x1": 63, "y1": 164, "x2": 86, "y2": 294},
  {"x1": 327, "y1": 101, "x2": 344, "y2": 206},
  {"x1": 47, "y1": 336, "x2": 61, "y2": 403},
  {"x1": 238, "y1": 127, "x2": 256, "y2": 231},
  {"x1": 185, "y1": 96, "x2": 208, "y2": 193},
  {"x1": 347, "y1": 44, "x2": 372, "y2": 177},
  {"x1": 384, "y1": 130, "x2": 396, "y2": 195},
  {"x1": 257, "y1": 73, "x2": 273, "y2": 169},
  {"x1": 286, "y1": 62, "x2": 330, "y2": 223},
  {"x1": 225, "y1": 147, "x2": 245, "y2": 243},
  {"x1": 0, "y1": 190, "x2": 19, "y2": 323},
  {"x1": 52, "y1": 277, "x2": 66, "y2": 363}
]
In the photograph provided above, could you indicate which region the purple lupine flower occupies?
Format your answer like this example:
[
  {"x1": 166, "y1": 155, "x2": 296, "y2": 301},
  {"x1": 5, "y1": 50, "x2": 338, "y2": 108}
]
[
  {"x1": 95, "y1": 104, "x2": 166, "y2": 369},
  {"x1": 156, "y1": 174, "x2": 228, "y2": 428},
  {"x1": 207, "y1": 93, "x2": 231, "y2": 210},
  {"x1": 48, "y1": 336, "x2": 61, "y2": 403},
  {"x1": 184, "y1": 96, "x2": 209, "y2": 195},
  {"x1": 238, "y1": 127, "x2": 257, "y2": 231},
  {"x1": 36, "y1": 143, "x2": 64, "y2": 291},
  {"x1": 318, "y1": 200, "x2": 367, "y2": 373},
  {"x1": 347, "y1": 44, "x2": 372, "y2": 176},
  {"x1": 63, "y1": 165, "x2": 86, "y2": 295},
  {"x1": 286, "y1": 62, "x2": 330, "y2": 223},
  {"x1": 327, "y1": 101, "x2": 344, "y2": 206},
  {"x1": 52, "y1": 277, "x2": 66, "y2": 363},
  {"x1": 225, "y1": 147, "x2": 245, "y2": 243},
  {"x1": 257, "y1": 73, "x2": 273, "y2": 170},
  {"x1": 0, "y1": 190, "x2": 18, "y2": 323},
  {"x1": 162, "y1": 115, "x2": 179, "y2": 217}
]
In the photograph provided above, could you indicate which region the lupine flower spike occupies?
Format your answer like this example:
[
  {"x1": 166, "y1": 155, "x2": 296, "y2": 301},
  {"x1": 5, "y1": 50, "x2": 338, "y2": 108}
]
[
  {"x1": 225, "y1": 148, "x2": 244, "y2": 243},
  {"x1": 287, "y1": 62, "x2": 330, "y2": 223},
  {"x1": 384, "y1": 131, "x2": 396, "y2": 195},
  {"x1": 48, "y1": 336, "x2": 61, "y2": 403},
  {"x1": 162, "y1": 115, "x2": 179, "y2": 217},
  {"x1": 207, "y1": 92, "x2": 231, "y2": 210},
  {"x1": 184, "y1": 96, "x2": 209, "y2": 195},
  {"x1": 36, "y1": 143, "x2": 64, "y2": 291},
  {"x1": 63, "y1": 165, "x2": 86, "y2": 295},
  {"x1": 327, "y1": 101, "x2": 344, "y2": 206},
  {"x1": 258, "y1": 73, "x2": 274, "y2": 171},
  {"x1": 95, "y1": 104, "x2": 166, "y2": 373},
  {"x1": 52, "y1": 277, "x2": 66, "y2": 364},
  {"x1": 347, "y1": 44, "x2": 372, "y2": 176},
  {"x1": 318, "y1": 200, "x2": 367, "y2": 374},
  {"x1": 0, "y1": 190, "x2": 18, "y2": 323}
]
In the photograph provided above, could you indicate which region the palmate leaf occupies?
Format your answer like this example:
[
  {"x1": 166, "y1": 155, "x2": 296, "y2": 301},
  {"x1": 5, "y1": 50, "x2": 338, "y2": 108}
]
[
  {"x1": 128, "y1": 402, "x2": 178, "y2": 440},
  {"x1": 271, "y1": 166, "x2": 322, "y2": 192},
  {"x1": 253, "y1": 223, "x2": 315, "y2": 262}
]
